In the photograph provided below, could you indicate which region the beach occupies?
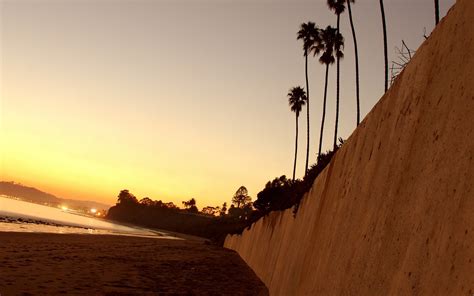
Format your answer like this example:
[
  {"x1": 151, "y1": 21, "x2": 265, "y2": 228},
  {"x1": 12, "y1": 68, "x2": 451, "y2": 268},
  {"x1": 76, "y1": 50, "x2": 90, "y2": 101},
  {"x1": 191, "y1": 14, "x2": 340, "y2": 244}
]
[{"x1": 0, "y1": 232, "x2": 268, "y2": 295}]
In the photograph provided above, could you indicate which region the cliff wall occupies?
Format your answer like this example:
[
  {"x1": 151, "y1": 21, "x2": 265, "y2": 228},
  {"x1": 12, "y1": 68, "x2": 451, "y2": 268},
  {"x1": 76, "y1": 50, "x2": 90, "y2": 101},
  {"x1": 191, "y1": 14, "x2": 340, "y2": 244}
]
[{"x1": 225, "y1": 0, "x2": 474, "y2": 294}]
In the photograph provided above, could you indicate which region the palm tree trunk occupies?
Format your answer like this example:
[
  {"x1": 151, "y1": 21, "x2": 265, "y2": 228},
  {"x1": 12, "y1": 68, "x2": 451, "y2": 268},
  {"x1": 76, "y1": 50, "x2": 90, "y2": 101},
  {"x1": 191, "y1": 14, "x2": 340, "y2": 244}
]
[
  {"x1": 293, "y1": 114, "x2": 299, "y2": 181},
  {"x1": 333, "y1": 14, "x2": 341, "y2": 150},
  {"x1": 318, "y1": 64, "x2": 329, "y2": 159},
  {"x1": 380, "y1": 0, "x2": 388, "y2": 92},
  {"x1": 347, "y1": 0, "x2": 360, "y2": 126},
  {"x1": 435, "y1": 0, "x2": 440, "y2": 25},
  {"x1": 304, "y1": 51, "x2": 310, "y2": 176}
]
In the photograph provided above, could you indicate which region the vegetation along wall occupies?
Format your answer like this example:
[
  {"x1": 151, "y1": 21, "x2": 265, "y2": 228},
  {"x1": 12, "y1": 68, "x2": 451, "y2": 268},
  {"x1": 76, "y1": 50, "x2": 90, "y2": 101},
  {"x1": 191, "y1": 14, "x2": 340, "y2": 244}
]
[{"x1": 225, "y1": 0, "x2": 474, "y2": 294}]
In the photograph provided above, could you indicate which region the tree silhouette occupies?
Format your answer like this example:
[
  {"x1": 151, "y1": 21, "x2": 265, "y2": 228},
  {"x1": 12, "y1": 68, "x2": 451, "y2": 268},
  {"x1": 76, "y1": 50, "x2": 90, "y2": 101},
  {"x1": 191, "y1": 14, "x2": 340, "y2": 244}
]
[
  {"x1": 380, "y1": 0, "x2": 389, "y2": 92},
  {"x1": 202, "y1": 206, "x2": 218, "y2": 216},
  {"x1": 346, "y1": 0, "x2": 361, "y2": 126},
  {"x1": 139, "y1": 197, "x2": 154, "y2": 206},
  {"x1": 312, "y1": 26, "x2": 341, "y2": 158},
  {"x1": 182, "y1": 198, "x2": 198, "y2": 213},
  {"x1": 288, "y1": 86, "x2": 307, "y2": 180},
  {"x1": 117, "y1": 189, "x2": 138, "y2": 205},
  {"x1": 254, "y1": 175, "x2": 294, "y2": 213},
  {"x1": 434, "y1": 0, "x2": 440, "y2": 25},
  {"x1": 328, "y1": 0, "x2": 346, "y2": 149},
  {"x1": 297, "y1": 22, "x2": 320, "y2": 175},
  {"x1": 220, "y1": 202, "x2": 227, "y2": 216},
  {"x1": 163, "y1": 202, "x2": 177, "y2": 209},
  {"x1": 228, "y1": 203, "x2": 253, "y2": 221},
  {"x1": 232, "y1": 186, "x2": 252, "y2": 208}
]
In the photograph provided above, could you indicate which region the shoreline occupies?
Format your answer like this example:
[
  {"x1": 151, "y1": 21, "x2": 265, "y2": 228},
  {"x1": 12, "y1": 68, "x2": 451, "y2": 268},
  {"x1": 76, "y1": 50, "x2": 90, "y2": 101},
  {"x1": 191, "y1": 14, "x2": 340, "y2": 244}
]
[{"x1": 0, "y1": 215, "x2": 183, "y2": 240}]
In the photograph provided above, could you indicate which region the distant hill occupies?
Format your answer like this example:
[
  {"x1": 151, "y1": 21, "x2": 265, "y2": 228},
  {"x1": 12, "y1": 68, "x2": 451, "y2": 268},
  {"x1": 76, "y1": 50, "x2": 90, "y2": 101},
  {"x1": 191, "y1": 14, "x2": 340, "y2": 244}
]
[{"x1": 0, "y1": 181, "x2": 111, "y2": 210}]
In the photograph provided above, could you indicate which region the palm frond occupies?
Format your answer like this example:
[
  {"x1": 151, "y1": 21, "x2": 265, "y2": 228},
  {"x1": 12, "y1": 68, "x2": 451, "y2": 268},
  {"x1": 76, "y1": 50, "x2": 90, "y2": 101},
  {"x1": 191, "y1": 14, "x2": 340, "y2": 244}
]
[
  {"x1": 327, "y1": 0, "x2": 346, "y2": 15},
  {"x1": 297, "y1": 22, "x2": 321, "y2": 54},
  {"x1": 288, "y1": 86, "x2": 307, "y2": 115},
  {"x1": 312, "y1": 25, "x2": 342, "y2": 65}
]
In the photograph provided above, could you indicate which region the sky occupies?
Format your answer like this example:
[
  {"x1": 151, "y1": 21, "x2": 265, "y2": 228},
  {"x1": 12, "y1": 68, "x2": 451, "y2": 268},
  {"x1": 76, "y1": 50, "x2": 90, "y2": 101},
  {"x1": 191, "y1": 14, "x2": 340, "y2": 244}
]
[{"x1": 0, "y1": 0, "x2": 455, "y2": 207}]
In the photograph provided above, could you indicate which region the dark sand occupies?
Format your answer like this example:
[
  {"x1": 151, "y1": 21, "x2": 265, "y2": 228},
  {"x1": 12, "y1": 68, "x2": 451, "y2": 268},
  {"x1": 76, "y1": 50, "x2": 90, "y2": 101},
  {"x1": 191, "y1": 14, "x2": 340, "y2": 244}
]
[{"x1": 0, "y1": 232, "x2": 268, "y2": 295}]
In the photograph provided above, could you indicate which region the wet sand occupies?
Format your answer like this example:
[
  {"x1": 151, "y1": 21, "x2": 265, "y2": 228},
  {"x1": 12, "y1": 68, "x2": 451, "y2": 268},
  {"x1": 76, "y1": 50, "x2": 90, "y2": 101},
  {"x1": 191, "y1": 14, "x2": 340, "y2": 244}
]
[{"x1": 0, "y1": 232, "x2": 268, "y2": 295}]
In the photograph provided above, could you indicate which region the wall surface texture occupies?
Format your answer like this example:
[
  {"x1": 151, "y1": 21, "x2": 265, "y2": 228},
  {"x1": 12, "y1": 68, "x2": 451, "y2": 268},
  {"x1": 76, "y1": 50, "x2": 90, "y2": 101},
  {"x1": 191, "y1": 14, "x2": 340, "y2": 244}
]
[{"x1": 225, "y1": 0, "x2": 474, "y2": 294}]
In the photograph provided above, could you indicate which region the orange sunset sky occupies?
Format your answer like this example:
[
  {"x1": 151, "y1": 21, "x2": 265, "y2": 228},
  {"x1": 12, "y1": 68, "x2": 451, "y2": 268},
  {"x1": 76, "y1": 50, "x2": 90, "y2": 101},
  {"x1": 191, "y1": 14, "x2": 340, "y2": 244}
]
[{"x1": 0, "y1": 0, "x2": 454, "y2": 207}]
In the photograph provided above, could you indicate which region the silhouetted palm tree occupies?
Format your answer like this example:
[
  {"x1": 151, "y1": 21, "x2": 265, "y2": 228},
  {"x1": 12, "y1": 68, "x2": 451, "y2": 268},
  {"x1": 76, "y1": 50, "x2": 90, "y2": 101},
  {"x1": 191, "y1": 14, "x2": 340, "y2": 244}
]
[
  {"x1": 435, "y1": 0, "x2": 440, "y2": 25},
  {"x1": 328, "y1": 0, "x2": 346, "y2": 149},
  {"x1": 346, "y1": 0, "x2": 361, "y2": 126},
  {"x1": 380, "y1": 0, "x2": 388, "y2": 92},
  {"x1": 297, "y1": 22, "x2": 320, "y2": 176},
  {"x1": 288, "y1": 86, "x2": 307, "y2": 181},
  {"x1": 311, "y1": 26, "x2": 342, "y2": 158}
]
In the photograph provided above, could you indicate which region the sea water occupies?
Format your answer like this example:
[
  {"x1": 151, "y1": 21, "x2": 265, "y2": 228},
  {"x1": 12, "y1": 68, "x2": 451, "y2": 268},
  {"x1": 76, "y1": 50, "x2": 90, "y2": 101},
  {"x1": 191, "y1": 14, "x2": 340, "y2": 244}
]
[{"x1": 0, "y1": 195, "x2": 180, "y2": 239}]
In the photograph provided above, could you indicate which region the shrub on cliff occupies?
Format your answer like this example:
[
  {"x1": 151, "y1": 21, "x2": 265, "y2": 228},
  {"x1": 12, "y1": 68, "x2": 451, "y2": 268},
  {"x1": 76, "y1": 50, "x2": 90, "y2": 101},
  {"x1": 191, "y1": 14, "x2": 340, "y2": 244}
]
[{"x1": 253, "y1": 139, "x2": 344, "y2": 216}]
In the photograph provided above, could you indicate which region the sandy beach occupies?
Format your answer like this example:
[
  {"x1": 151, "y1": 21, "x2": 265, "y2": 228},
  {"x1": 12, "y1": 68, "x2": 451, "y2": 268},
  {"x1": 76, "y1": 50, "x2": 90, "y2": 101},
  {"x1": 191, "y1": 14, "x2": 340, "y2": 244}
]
[{"x1": 0, "y1": 232, "x2": 268, "y2": 295}]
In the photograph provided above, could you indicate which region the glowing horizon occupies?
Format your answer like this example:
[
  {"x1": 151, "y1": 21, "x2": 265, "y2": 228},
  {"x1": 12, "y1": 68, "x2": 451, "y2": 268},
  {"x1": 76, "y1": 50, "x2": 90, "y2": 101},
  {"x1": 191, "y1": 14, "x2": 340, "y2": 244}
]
[{"x1": 0, "y1": 0, "x2": 455, "y2": 208}]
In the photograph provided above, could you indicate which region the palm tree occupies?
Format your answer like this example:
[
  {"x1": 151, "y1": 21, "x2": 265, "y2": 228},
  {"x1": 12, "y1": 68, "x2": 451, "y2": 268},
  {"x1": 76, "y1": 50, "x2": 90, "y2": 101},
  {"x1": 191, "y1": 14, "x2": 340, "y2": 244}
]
[
  {"x1": 288, "y1": 86, "x2": 307, "y2": 181},
  {"x1": 297, "y1": 22, "x2": 320, "y2": 176},
  {"x1": 346, "y1": 0, "x2": 361, "y2": 126},
  {"x1": 311, "y1": 26, "x2": 342, "y2": 158},
  {"x1": 435, "y1": 0, "x2": 440, "y2": 25},
  {"x1": 328, "y1": 0, "x2": 346, "y2": 149},
  {"x1": 380, "y1": 0, "x2": 388, "y2": 92}
]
